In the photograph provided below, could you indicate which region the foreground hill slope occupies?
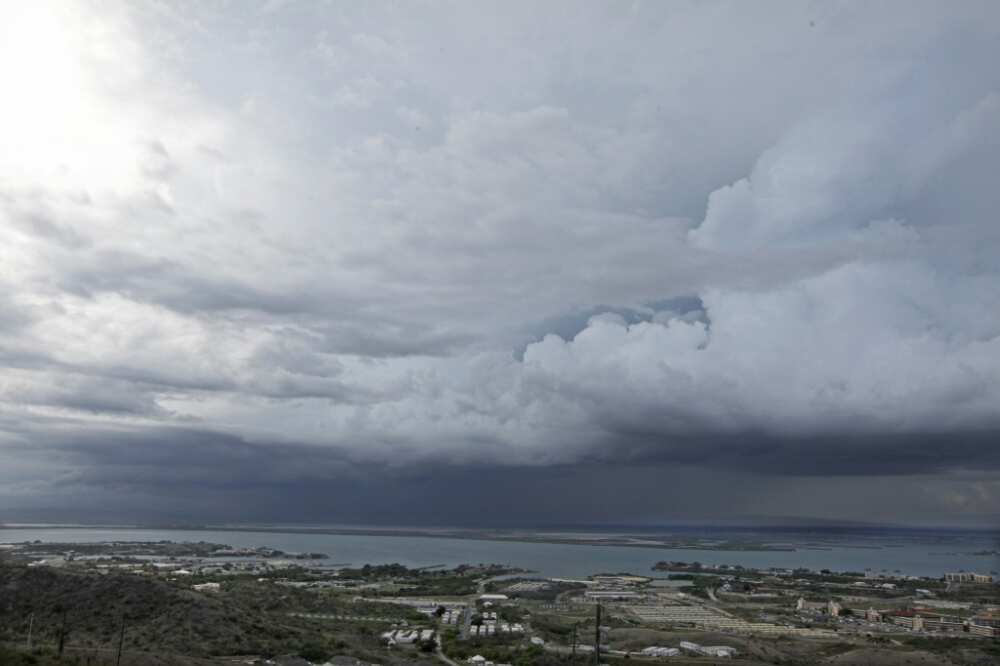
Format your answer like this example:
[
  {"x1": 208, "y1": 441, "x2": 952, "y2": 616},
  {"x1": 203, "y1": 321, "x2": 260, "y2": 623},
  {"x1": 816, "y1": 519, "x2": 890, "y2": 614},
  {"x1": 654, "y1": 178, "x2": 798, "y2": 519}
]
[{"x1": 0, "y1": 564, "x2": 331, "y2": 658}]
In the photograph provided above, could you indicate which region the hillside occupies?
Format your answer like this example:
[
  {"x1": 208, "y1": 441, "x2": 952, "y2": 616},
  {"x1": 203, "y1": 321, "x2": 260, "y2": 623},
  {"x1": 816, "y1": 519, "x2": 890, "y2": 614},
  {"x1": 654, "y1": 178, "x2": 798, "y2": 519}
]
[{"x1": 0, "y1": 564, "x2": 403, "y2": 662}]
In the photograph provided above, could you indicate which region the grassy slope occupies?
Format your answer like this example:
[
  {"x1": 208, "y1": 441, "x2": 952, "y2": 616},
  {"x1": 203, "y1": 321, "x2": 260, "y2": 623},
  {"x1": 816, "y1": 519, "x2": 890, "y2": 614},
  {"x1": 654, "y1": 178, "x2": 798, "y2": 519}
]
[{"x1": 0, "y1": 565, "x2": 339, "y2": 659}]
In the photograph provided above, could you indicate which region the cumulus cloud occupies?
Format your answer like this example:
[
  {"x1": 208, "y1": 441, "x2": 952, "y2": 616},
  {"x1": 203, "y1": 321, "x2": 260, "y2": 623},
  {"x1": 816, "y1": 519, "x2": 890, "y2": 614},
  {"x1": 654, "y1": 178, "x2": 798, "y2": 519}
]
[{"x1": 1, "y1": 0, "x2": 999, "y2": 522}]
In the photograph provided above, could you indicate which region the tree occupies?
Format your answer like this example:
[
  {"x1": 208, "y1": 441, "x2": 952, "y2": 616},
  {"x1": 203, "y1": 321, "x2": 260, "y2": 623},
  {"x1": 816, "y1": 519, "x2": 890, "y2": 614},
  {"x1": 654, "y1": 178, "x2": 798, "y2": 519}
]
[{"x1": 298, "y1": 643, "x2": 330, "y2": 662}]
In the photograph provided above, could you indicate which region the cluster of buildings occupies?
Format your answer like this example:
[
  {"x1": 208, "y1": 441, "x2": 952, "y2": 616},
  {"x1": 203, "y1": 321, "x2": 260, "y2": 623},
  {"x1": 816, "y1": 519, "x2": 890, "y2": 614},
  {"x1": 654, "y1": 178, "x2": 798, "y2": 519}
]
[
  {"x1": 632, "y1": 601, "x2": 828, "y2": 636},
  {"x1": 884, "y1": 608, "x2": 999, "y2": 637},
  {"x1": 470, "y1": 612, "x2": 524, "y2": 637},
  {"x1": 582, "y1": 574, "x2": 648, "y2": 603},
  {"x1": 797, "y1": 594, "x2": 1000, "y2": 638},
  {"x1": 439, "y1": 609, "x2": 464, "y2": 625}
]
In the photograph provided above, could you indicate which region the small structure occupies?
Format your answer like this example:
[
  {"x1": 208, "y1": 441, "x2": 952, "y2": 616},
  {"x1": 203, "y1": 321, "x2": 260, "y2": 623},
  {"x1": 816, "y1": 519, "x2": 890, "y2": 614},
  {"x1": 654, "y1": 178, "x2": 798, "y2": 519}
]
[
  {"x1": 192, "y1": 582, "x2": 221, "y2": 593},
  {"x1": 680, "y1": 642, "x2": 736, "y2": 658},
  {"x1": 380, "y1": 629, "x2": 420, "y2": 646}
]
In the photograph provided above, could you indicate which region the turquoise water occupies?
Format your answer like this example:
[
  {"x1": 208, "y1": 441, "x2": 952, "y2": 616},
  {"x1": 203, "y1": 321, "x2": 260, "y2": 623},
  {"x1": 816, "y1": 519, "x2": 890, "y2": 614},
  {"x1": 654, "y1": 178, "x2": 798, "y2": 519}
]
[{"x1": 1, "y1": 527, "x2": 997, "y2": 579}]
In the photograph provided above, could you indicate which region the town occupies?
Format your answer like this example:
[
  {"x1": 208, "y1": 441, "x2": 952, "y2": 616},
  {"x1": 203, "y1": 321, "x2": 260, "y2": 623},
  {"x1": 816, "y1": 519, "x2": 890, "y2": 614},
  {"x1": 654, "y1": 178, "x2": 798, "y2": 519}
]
[{"x1": 1, "y1": 540, "x2": 998, "y2": 665}]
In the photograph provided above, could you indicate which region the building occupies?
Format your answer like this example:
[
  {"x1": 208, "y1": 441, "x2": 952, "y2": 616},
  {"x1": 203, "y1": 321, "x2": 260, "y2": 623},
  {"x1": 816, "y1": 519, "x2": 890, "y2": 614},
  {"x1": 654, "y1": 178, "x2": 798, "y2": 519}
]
[
  {"x1": 973, "y1": 612, "x2": 1000, "y2": 629},
  {"x1": 968, "y1": 623, "x2": 1000, "y2": 638},
  {"x1": 796, "y1": 598, "x2": 827, "y2": 612},
  {"x1": 923, "y1": 617, "x2": 965, "y2": 633},
  {"x1": 944, "y1": 572, "x2": 994, "y2": 583},
  {"x1": 851, "y1": 607, "x2": 883, "y2": 623},
  {"x1": 890, "y1": 611, "x2": 924, "y2": 631},
  {"x1": 192, "y1": 582, "x2": 221, "y2": 593},
  {"x1": 639, "y1": 647, "x2": 679, "y2": 657},
  {"x1": 381, "y1": 629, "x2": 421, "y2": 646},
  {"x1": 679, "y1": 642, "x2": 736, "y2": 657},
  {"x1": 701, "y1": 646, "x2": 737, "y2": 657}
]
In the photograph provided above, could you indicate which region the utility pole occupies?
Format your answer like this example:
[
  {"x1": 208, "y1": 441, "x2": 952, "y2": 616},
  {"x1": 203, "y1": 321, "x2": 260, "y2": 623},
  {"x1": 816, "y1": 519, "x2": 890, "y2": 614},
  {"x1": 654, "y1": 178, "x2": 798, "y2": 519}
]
[
  {"x1": 25, "y1": 612, "x2": 34, "y2": 651},
  {"x1": 593, "y1": 603, "x2": 601, "y2": 666},
  {"x1": 115, "y1": 614, "x2": 127, "y2": 666},
  {"x1": 57, "y1": 609, "x2": 67, "y2": 656},
  {"x1": 571, "y1": 622, "x2": 577, "y2": 658}
]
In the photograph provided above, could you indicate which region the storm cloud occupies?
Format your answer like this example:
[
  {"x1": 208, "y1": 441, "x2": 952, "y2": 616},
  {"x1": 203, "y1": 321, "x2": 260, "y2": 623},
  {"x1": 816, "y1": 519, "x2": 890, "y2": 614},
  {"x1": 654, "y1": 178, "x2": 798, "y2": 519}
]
[{"x1": 1, "y1": 1, "x2": 1000, "y2": 525}]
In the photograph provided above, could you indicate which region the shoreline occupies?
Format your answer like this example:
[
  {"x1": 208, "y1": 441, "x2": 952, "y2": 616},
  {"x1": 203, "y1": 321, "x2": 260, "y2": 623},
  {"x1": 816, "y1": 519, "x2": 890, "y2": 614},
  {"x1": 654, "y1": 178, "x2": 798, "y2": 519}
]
[{"x1": 0, "y1": 523, "x2": 801, "y2": 552}]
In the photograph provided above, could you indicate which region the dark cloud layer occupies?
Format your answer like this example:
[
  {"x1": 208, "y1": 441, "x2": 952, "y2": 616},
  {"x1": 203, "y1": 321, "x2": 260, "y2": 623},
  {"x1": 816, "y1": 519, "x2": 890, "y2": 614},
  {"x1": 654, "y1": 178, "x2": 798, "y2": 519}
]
[{"x1": 1, "y1": 1, "x2": 1000, "y2": 525}]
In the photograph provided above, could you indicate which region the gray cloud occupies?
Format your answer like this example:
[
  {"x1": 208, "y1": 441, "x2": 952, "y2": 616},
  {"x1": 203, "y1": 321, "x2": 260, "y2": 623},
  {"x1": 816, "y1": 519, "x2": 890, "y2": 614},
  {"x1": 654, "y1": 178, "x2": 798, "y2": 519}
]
[{"x1": 1, "y1": 1, "x2": 999, "y2": 524}]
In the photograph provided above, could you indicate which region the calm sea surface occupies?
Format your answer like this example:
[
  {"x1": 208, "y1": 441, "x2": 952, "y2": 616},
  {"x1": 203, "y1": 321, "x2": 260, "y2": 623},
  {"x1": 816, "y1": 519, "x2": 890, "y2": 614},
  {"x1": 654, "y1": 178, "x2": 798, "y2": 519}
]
[{"x1": 2, "y1": 527, "x2": 997, "y2": 579}]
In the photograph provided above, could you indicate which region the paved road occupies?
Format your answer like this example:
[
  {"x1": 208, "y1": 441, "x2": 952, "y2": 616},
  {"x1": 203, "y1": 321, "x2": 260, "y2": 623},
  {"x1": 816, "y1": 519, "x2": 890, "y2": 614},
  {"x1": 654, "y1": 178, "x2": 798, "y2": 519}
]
[{"x1": 459, "y1": 603, "x2": 473, "y2": 639}]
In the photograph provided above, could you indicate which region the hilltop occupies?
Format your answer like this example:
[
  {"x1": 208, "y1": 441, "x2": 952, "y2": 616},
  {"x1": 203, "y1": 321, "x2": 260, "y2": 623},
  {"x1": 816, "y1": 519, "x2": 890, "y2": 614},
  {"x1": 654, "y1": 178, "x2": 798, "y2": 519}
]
[{"x1": 0, "y1": 564, "x2": 420, "y2": 664}]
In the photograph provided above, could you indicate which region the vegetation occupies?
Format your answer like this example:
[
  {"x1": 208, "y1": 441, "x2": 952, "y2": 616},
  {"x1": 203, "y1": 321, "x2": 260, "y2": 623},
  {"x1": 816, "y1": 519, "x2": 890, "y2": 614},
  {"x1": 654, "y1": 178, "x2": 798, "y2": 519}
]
[
  {"x1": 439, "y1": 630, "x2": 548, "y2": 666},
  {"x1": 396, "y1": 573, "x2": 479, "y2": 596},
  {"x1": 902, "y1": 635, "x2": 1000, "y2": 658},
  {"x1": 0, "y1": 563, "x2": 417, "y2": 663},
  {"x1": 500, "y1": 580, "x2": 587, "y2": 602},
  {"x1": 0, "y1": 646, "x2": 86, "y2": 666},
  {"x1": 528, "y1": 612, "x2": 578, "y2": 642}
]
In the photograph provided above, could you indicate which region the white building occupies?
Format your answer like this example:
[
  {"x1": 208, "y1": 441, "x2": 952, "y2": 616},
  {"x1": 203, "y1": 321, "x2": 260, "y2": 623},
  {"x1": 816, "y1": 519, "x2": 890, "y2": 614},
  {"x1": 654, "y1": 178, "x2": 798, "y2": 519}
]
[
  {"x1": 680, "y1": 642, "x2": 736, "y2": 658},
  {"x1": 192, "y1": 582, "x2": 221, "y2": 593}
]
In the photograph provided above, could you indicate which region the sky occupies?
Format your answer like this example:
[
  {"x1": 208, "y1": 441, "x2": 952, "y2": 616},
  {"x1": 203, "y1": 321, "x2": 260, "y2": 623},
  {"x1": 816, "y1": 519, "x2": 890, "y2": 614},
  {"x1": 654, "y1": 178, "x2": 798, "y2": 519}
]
[{"x1": 1, "y1": 0, "x2": 999, "y2": 528}]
